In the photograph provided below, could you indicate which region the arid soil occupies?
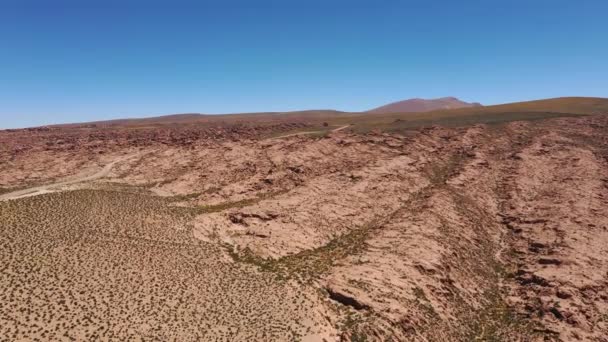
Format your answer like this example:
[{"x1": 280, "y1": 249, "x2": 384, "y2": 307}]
[{"x1": 1, "y1": 115, "x2": 607, "y2": 341}]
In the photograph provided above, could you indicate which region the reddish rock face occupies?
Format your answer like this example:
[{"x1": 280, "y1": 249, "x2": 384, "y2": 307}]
[{"x1": 1, "y1": 114, "x2": 608, "y2": 341}]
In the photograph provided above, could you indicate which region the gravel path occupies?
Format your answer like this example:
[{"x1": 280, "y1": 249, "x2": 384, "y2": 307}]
[{"x1": 0, "y1": 153, "x2": 140, "y2": 201}]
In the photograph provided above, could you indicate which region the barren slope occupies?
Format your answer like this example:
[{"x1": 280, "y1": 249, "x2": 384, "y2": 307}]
[{"x1": 1, "y1": 108, "x2": 607, "y2": 341}]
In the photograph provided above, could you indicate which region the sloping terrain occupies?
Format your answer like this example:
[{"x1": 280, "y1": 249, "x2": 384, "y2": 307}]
[
  {"x1": 1, "y1": 98, "x2": 608, "y2": 341},
  {"x1": 31, "y1": 97, "x2": 607, "y2": 133},
  {"x1": 367, "y1": 96, "x2": 481, "y2": 114},
  {"x1": 329, "y1": 97, "x2": 608, "y2": 133}
]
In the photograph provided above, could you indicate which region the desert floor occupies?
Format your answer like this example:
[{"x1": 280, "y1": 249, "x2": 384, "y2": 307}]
[{"x1": 1, "y1": 114, "x2": 607, "y2": 341}]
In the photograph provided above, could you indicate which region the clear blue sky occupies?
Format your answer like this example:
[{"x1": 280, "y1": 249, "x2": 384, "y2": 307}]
[{"x1": 1, "y1": 0, "x2": 607, "y2": 128}]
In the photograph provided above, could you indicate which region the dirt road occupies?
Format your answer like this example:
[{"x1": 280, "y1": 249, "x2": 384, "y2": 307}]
[
  {"x1": 0, "y1": 153, "x2": 140, "y2": 201},
  {"x1": 271, "y1": 125, "x2": 351, "y2": 139}
]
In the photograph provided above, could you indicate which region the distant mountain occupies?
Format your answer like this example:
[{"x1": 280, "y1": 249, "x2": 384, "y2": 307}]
[
  {"x1": 367, "y1": 97, "x2": 482, "y2": 114},
  {"x1": 52, "y1": 110, "x2": 347, "y2": 128}
]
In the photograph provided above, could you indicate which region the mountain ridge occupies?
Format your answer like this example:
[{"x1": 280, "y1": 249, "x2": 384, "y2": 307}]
[
  {"x1": 16, "y1": 96, "x2": 608, "y2": 130},
  {"x1": 367, "y1": 96, "x2": 482, "y2": 114}
]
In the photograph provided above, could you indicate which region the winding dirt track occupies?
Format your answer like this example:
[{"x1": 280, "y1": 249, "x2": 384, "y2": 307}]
[
  {"x1": 0, "y1": 153, "x2": 140, "y2": 201},
  {"x1": 271, "y1": 125, "x2": 351, "y2": 139}
]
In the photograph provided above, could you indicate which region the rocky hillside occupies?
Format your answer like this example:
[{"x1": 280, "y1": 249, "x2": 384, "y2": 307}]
[{"x1": 1, "y1": 112, "x2": 607, "y2": 341}]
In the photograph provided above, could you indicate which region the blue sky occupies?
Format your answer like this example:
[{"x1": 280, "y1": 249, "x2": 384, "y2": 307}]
[{"x1": 1, "y1": 0, "x2": 607, "y2": 128}]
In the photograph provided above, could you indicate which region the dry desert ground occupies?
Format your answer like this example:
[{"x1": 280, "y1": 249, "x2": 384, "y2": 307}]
[{"x1": 1, "y1": 105, "x2": 608, "y2": 341}]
